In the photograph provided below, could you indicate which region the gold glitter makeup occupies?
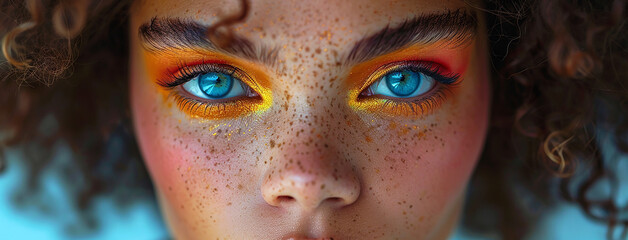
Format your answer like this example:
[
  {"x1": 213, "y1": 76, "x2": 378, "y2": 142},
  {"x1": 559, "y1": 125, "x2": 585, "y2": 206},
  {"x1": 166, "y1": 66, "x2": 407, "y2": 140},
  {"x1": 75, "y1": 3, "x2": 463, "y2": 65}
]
[
  {"x1": 346, "y1": 42, "x2": 471, "y2": 117},
  {"x1": 143, "y1": 48, "x2": 273, "y2": 120}
]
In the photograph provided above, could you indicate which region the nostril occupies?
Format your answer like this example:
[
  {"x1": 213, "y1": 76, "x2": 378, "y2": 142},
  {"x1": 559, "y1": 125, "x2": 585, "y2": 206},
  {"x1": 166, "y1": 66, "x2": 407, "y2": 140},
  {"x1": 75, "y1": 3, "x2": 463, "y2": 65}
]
[
  {"x1": 325, "y1": 197, "x2": 345, "y2": 206},
  {"x1": 276, "y1": 195, "x2": 295, "y2": 203}
]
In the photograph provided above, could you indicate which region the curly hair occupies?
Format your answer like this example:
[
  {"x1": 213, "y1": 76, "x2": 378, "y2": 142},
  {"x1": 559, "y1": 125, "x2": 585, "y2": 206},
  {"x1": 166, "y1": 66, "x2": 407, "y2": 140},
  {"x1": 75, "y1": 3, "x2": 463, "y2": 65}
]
[
  {"x1": 1, "y1": 0, "x2": 627, "y2": 238},
  {"x1": 464, "y1": 1, "x2": 628, "y2": 239}
]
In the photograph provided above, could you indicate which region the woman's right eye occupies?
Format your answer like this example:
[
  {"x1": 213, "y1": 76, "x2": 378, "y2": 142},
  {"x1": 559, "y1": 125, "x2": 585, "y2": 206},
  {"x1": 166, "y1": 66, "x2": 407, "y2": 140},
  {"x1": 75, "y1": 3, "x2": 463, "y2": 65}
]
[
  {"x1": 182, "y1": 71, "x2": 252, "y2": 100},
  {"x1": 154, "y1": 62, "x2": 271, "y2": 119}
]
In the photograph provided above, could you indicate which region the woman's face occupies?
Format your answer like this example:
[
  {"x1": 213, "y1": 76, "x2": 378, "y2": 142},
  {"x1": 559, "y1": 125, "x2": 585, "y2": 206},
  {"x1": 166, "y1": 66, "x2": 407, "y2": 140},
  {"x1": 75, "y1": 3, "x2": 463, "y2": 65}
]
[{"x1": 129, "y1": 0, "x2": 489, "y2": 239}]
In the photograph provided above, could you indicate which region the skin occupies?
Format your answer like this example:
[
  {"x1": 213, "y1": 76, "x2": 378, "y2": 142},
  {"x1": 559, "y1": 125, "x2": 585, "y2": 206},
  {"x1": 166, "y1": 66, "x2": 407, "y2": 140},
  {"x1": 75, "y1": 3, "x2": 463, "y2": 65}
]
[{"x1": 129, "y1": 0, "x2": 490, "y2": 239}]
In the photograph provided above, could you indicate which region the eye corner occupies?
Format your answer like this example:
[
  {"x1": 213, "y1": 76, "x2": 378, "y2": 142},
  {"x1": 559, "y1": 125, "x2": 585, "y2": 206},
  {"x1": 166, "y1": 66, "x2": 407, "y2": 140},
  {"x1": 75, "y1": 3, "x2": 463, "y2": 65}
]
[{"x1": 357, "y1": 86, "x2": 374, "y2": 98}]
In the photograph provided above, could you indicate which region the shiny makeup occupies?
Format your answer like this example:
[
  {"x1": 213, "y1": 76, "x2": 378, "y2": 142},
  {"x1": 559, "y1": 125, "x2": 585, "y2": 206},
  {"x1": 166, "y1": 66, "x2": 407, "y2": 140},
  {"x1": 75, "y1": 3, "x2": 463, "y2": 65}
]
[
  {"x1": 141, "y1": 48, "x2": 274, "y2": 119},
  {"x1": 354, "y1": 60, "x2": 460, "y2": 117},
  {"x1": 138, "y1": 9, "x2": 475, "y2": 120},
  {"x1": 346, "y1": 39, "x2": 472, "y2": 118},
  {"x1": 159, "y1": 61, "x2": 267, "y2": 119},
  {"x1": 130, "y1": 0, "x2": 489, "y2": 239}
]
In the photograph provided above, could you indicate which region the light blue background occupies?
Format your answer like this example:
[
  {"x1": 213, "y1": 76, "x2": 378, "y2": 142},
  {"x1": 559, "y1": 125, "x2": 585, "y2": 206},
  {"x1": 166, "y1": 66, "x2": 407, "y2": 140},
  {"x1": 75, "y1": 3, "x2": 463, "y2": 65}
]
[{"x1": 0, "y1": 146, "x2": 169, "y2": 240}]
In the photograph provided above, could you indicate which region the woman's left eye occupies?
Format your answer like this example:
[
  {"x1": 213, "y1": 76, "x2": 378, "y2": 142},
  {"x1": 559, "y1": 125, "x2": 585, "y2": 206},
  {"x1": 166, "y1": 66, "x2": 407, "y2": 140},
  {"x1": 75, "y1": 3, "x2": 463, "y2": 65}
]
[
  {"x1": 182, "y1": 71, "x2": 249, "y2": 100},
  {"x1": 364, "y1": 69, "x2": 435, "y2": 98}
]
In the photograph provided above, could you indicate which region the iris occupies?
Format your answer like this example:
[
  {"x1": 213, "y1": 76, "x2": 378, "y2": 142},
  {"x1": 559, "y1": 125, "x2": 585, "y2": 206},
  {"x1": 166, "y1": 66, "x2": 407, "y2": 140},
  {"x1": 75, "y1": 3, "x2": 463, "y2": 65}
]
[
  {"x1": 384, "y1": 70, "x2": 421, "y2": 97},
  {"x1": 198, "y1": 72, "x2": 234, "y2": 98}
]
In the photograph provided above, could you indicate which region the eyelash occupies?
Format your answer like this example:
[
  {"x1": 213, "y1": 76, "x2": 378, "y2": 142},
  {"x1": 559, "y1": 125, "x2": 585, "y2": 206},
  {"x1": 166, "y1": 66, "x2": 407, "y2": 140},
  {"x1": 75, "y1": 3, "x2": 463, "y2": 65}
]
[
  {"x1": 356, "y1": 61, "x2": 461, "y2": 116},
  {"x1": 159, "y1": 61, "x2": 459, "y2": 119},
  {"x1": 158, "y1": 62, "x2": 253, "y2": 88},
  {"x1": 158, "y1": 62, "x2": 265, "y2": 119}
]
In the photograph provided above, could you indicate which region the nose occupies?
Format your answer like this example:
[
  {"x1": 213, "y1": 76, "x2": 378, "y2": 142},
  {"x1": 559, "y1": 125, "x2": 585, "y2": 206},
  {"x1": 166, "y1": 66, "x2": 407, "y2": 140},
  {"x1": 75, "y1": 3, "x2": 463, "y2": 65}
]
[{"x1": 261, "y1": 140, "x2": 360, "y2": 211}]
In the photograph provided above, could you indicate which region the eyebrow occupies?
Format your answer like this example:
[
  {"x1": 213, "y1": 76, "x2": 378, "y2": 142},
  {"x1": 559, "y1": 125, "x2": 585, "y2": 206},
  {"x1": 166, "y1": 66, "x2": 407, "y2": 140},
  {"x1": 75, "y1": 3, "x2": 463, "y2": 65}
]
[
  {"x1": 138, "y1": 17, "x2": 279, "y2": 66},
  {"x1": 138, "y1": 9, "x2": 476, "y2": 67},
  {"x1": 345, "y1": 9, "x2": 477, "y2": 65}
]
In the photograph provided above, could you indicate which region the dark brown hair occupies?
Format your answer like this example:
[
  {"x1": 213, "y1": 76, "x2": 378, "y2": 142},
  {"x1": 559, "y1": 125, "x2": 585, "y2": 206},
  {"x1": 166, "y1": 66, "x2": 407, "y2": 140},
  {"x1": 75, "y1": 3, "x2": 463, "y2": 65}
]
[{"x1": 1, "y1": 0, "x2": 627, "y2": 238}]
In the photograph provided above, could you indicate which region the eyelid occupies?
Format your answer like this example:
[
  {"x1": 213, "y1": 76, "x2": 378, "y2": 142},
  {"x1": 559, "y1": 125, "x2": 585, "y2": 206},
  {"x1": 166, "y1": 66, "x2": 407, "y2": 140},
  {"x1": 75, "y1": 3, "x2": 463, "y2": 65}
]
[
  {"x1": 157, "y1": 62, "x2": 259, "y2": 91},
  {"x1": 347, "y1": 60, "x2": 463, "y2": 118},
  {"x1": 151, "y1": 60, "x2": 273, "y2": 119},
  {"x1": 359, "y1": 61, "x2": 460, "y2": 94}
]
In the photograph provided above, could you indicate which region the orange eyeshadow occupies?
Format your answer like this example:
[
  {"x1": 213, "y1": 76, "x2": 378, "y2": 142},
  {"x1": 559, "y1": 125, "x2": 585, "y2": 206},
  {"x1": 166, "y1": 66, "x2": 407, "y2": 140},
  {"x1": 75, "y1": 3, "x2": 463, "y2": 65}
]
[
  {"x1": 345, "y1": 41, "x2": 472, "y2": 117},
  {"x1": 142, "y1": 48, "x2": 273, "y2": 120}
]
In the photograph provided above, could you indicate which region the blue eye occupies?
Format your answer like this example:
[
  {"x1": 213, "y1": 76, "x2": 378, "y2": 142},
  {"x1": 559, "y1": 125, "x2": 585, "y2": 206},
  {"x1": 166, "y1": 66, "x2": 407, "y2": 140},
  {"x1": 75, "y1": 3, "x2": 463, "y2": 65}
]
[
  {"x1": 368, "y1": 69, "x2": 435, "y2": 98},
  {"x1": 198, "y1": 72, "x2": 233, "y2": 98},
  {"x1": 182, "y1": 71, "x2": 247, "y2": 100}
]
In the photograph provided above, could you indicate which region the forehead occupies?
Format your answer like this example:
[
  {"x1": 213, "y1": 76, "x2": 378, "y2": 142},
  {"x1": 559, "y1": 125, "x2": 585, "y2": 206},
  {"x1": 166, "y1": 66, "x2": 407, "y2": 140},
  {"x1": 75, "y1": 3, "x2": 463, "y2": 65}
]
[{"x1": 133, "y1": 0, "x2": 470, "y2": 43}]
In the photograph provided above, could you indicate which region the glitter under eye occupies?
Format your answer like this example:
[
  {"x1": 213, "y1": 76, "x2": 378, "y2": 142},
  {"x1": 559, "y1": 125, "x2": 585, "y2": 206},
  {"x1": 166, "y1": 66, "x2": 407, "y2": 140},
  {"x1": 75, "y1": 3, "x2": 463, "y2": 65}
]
[
  {"x1": 153, "y1": 61, "x2": 272, "y2": 119},
  {"x1": 350, "y1": 61, "x2": 461, "y2": 117}
]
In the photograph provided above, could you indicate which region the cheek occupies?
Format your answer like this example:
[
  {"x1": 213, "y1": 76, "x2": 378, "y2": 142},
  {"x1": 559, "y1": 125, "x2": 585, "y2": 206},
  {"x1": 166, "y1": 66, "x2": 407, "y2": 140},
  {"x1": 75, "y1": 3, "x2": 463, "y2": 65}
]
[
  {"x1": 130, "y1": 50, "x2": 260, "y2": 235},
  {"x1": 362, "y1": 51, "x2": 490, "y2": 229}
]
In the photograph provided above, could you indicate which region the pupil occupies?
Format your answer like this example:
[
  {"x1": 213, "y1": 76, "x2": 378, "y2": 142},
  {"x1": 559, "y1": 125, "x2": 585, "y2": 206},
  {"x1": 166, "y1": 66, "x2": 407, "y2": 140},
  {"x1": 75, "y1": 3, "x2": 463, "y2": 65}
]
[
  {"x1": 198, "y1": 72, "x2": 234, "y2": 98},
  {"x1": 385, "y1": 70, "x2": 421, "y2": 97}
]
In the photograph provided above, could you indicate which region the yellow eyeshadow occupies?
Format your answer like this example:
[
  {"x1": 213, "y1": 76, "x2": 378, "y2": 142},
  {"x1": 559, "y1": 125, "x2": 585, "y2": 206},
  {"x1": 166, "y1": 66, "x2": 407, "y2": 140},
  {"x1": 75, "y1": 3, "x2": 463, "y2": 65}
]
[
  {"x1": 173, "y1": 92, "x2": 272, "y2": 120},
  {"x1": 345, "y1": 42, "x2": 465, "y2": 118},
  {"x1": 348, "y1": 96, "x2": 443, "y2": 117},
  {"x1": 347, "y1": 71, "x2": 449, "y2": 118},
  {"x1": 143, "y1": 48, "x2": 274, "y2": 120},
  {"x1": 346, "y1": 61, "x2": 424, "y2": 117}
]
